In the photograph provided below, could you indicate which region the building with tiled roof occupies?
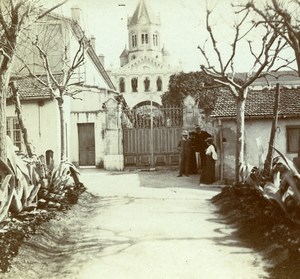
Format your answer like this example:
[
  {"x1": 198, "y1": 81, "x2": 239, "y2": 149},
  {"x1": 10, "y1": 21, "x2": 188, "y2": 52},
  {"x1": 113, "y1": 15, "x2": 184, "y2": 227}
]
[
  {"x1": 7, "y1": 74, "x2": 62, "y2": 100},
  {"x1": 209, "y1": 86, "x2": 300, "y2": 182},
  {"x1": 211, "y1": 87, "x2": 300, "y2": 119},
  {"x1": 6, "y1": 8, "x2": 122, "y2": 170}
]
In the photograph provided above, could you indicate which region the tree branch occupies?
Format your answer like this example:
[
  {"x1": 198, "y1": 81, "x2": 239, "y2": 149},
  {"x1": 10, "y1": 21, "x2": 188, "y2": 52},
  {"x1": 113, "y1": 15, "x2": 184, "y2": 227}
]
[
  {"x1": 37, "y1": 0, "x2": 69, "y2": 20},
  {"x1": 197, "y1": 42, "x2": 212, "y2": 68},
  {"x1": 33, "y1": 38, "x2": 60, "y2": 89},
  {"x1": 14, "y1": 53, "x2": 57, "y2": 97},
  {"x1": 243, "y1": 31, "x2": 278, "y2": 88},
  {"x1": 206, "y1": 9, "x2": 224, "y2": 72}
]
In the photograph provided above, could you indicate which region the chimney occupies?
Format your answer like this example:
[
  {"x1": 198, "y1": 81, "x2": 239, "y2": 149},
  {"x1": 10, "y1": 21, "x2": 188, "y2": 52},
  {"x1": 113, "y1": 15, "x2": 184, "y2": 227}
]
[
  {"x1": 71, "y1": 6, "x2": 81, "y2": 23},
  {"x1": 90, "y1": 36, "x2": 96, "y2": 50},
  {"x1": 98, "y1": 53, "x2": 105, "y2": 66}
]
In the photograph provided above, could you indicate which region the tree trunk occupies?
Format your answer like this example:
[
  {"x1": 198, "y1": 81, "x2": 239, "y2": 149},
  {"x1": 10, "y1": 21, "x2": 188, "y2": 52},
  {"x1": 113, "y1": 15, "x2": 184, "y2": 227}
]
[
  {"x1": 10, "y1": 81, "x2": 33, "y2": 157},
  {"x1": 235, "y1": 95, "x2": 246, "y2": 183},
  {"x1": 0, "y1": 77, "x2": 8, "y2": 162},
  {"x1": 263, "y1": 83, "x2": 280, "y2": 177},
  {"x1": 58, "y1": 96, "x2": 65, "y2": 160},
  {"x1": 298, "y1": 133, "x2": 300, "y2": 158}
]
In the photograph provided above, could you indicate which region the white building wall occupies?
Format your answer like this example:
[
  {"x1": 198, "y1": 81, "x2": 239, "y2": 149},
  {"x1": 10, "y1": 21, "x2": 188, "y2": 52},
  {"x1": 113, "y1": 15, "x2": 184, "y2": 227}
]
[
  {"x1": 63, "y1": 96, "x2": 72, "y2": 160},
  {"x1": 220, "y1": 118, "x2": 299, "y2": 182},
  {"x1": 69, "y1": 111, "x2": 105, "y2": 167},
  {"x1": 69, "y1": 88, "x2": 118, "y2": 166},
  {"x1": 6, "y1": 100, "x2": 61, "y2": 162}
]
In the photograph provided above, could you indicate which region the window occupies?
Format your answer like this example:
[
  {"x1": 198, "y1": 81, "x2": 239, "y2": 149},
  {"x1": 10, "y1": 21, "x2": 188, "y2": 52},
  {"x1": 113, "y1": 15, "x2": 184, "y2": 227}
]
[
  {"x1": 119, "y1": 78, "x2": 125, "y2": 93},
  {"x1": 144, "y1": 77, "x2": 150, "y2": 92},
  {"x1": 131, "y1": 78, "x2": 138, "y2": 92},
  {"x1": 287, "y1": 126, "x2": 300, "y2": 153},
  {"x1": 141, "y1": 33, "x2": 148, "y2": 44},
  {"x1": 156, "y1": 77, "x2": 162, "y2": 91},
  {"x1": 131, "y1": 34, "x2": 137, "y2": 47},
  {"x1": 7, "y1": 117, "x2": 22, "y2": 151},
  {"x1": 153, "y1": 34, "x2": 158, "y2": 46}
]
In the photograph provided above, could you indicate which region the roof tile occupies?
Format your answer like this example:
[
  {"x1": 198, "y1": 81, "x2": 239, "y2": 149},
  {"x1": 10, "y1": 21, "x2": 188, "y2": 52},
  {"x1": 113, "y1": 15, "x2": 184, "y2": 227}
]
[
  {"x1": 211, "y1": 88, "x2": 300, "y2": 118},
  {"x1": 9, "y1": 74, "x2": 63, "y2": 100}
]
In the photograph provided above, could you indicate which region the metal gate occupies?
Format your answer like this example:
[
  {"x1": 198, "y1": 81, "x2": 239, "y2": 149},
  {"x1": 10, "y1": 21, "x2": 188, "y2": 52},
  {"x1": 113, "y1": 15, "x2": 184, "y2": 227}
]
[{"x1": 122, "y1": 106, "x2": 183, "y2": 167}]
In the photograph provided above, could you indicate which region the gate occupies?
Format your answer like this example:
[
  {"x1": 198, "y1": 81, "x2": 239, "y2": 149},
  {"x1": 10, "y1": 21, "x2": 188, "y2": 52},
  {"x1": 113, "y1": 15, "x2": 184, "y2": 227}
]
[{"x1": 122, "y1": 106, "x2": 183, "y2": 167}]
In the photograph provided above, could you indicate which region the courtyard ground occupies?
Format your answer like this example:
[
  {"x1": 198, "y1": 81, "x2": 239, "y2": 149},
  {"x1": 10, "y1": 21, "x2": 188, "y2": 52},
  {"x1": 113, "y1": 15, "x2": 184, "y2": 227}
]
[{"x1": 1, "y1": 168, "x2": 271, "y2": 279}]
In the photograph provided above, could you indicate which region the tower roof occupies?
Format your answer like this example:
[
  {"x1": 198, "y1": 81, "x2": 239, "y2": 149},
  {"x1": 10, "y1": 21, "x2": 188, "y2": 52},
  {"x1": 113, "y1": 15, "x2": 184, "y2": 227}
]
[
  {"x1": 119, "y1": 45, "x2": 128, "y2": 58},
  {"x1": 128, "y1": 0, "x2": 160, "y2": 25}
]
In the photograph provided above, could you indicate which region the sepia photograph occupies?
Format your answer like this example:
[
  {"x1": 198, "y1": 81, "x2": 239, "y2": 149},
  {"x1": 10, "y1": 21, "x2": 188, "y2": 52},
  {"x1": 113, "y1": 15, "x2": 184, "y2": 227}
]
[{"x1": 0, "y1": 0, "x2": 300, "y2": 278}]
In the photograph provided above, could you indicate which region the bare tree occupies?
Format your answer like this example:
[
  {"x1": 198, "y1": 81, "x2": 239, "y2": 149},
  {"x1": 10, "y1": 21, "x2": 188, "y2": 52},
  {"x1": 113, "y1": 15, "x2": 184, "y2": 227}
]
[
  {"x1": 198, "y1": 3, "x2": 291, "y2": 183},
  {"x1": 246, "y1": 0, "x2": 300, "y2": 76},
  {"x1": 13, "y1": 11, "x2": 94, "y2": 161},
  {"x1": 17, "y1": 20, "x2": 87, "y2": 160},
  {"x1": 0, "y1": 0, "x2": 67, "y2": 162},
  {"x1": 245, "y1": 0, "x2": 300, "y2": 163}
]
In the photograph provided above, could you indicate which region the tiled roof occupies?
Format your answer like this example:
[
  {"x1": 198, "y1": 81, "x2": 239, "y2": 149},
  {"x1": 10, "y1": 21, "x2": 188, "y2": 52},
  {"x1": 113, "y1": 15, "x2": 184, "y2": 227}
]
[
  {"x1": 211, "y1": 87, "x2": 300, "y2": 118},
  {"x1": 235, "y1": 71, "x2": 300, "y2": 87},
  {"x1": 9, "y1": 74, "x2": 63, "y2": 100}
]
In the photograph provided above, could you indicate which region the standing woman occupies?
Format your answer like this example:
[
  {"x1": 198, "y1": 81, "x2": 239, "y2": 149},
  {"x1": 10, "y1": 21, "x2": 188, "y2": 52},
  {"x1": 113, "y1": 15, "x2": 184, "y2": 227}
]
[
  {"x1": 189, "y1": 131, "x2": 198, "y2": 174},
  {"x1": 201, "y1": 137, "x2": 217, "y2": 184},
  {"x1": 177, "y1": 130, "x2": 192, "y2": 177}
]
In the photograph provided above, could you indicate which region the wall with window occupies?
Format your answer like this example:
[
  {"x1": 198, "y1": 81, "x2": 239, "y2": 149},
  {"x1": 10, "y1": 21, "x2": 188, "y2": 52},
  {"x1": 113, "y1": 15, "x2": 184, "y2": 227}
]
[
  {"x1": 286, "y1": 125, "x2": 300, "y2": 153},
  {"x1": 6, "y1": 99, "x2": 61, "y2": 161},
  {"x1": 6, "y1": 117, "x2": 22, "y2": 151},
  {"x1": 218, "y1": 117, "x2": 300, "y2": 182}
]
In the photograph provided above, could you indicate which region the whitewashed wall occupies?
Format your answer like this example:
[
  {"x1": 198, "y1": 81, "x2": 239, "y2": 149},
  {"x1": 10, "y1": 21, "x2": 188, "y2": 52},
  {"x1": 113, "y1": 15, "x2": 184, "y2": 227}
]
[
  {"x1": 69, "y1": 88, "x2": 117, "y2": 167},
  {"x1": 6, "y1": 99, "x2": 61, "y2": 162},
  {"x1": 219, "y1": 118, "x2": 299, "y2": 182}
]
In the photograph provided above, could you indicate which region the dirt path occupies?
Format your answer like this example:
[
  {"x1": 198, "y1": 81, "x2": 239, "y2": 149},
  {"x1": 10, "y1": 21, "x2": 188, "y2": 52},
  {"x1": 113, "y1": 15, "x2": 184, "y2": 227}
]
[{"x1": 3, "y1": 169, "x2": 271, "y2": 279}]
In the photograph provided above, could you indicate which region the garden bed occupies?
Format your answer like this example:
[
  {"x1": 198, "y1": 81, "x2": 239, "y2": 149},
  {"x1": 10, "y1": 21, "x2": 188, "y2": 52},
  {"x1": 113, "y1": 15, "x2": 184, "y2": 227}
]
[
  {"x1": 0, "y1": 182, "x2": 86, "y2": 273},
  {"x1": 212, "y1": 185, "x2": 300, "y2": 278}
]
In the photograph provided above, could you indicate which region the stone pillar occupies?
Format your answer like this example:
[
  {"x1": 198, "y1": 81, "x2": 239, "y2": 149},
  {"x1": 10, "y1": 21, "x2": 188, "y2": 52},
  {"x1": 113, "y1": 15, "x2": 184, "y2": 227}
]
[
  {"x1": 103, "y1": 98, "x2": 124, "y2": 171},
  {"x1": 183, "y1": 95, "x2": 197, "y2": 130}
]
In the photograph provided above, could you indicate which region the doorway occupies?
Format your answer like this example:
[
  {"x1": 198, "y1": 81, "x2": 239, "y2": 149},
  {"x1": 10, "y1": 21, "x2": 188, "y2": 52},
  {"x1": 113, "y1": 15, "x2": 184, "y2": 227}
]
[{"x1": 78, "y1": 123, "x2": 96, "y2": 166}]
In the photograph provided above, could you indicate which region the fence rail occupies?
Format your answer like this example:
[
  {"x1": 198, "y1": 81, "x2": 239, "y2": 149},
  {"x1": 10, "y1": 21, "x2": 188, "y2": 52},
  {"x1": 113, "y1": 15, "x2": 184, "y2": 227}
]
[
  {"x1": 122, "y1": 106, "x2": 183, "y2": 129},
  {"x1": 122, "y1": 106, "x2": 182, "y2": 167}
]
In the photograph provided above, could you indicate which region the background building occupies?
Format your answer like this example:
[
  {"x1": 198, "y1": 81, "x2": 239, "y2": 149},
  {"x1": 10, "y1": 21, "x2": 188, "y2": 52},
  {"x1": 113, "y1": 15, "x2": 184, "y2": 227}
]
[{"x1": 109, "y1": 0, "x2": 182, "y2": 109}]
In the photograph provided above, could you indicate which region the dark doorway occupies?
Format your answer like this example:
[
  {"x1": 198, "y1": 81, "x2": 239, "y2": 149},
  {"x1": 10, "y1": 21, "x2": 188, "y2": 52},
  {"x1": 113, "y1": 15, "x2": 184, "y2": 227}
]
[{"x1": 78, "y1": 123, "x2": 95, "y2": 166}]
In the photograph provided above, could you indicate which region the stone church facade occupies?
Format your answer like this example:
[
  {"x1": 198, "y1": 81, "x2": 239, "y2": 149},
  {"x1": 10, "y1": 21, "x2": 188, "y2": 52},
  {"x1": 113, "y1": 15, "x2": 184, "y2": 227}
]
[{"x1": 110, "y1": 0, "x2": 181, "y2": 109}]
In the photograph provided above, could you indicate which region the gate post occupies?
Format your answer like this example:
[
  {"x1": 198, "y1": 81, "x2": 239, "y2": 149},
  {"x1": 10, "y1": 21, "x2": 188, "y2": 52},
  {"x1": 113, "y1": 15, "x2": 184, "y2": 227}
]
[
  {"x1": 183, "y1": 95, "x2": 197, "y2": 130},
  {"x1": 103, "y1": 98, "x2": 124, "y2": 171}
]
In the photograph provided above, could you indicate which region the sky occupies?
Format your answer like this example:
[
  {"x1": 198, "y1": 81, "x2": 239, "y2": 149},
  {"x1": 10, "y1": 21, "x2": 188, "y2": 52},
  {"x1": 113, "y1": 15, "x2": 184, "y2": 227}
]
[
  {"x1": 52, "y1": 0, "x2": 230, "y2": 72},
  {"x1": 52, "y1": 0, "x2": 295, "y2": 74}
]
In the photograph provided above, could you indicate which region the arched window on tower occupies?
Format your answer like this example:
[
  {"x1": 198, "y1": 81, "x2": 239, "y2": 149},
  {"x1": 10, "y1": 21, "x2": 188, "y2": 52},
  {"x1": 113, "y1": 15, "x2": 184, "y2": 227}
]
[
  {"x1": 141, "y1": 33, "x2": 148, "y2": 44},
  {"x1": 119, "y1": 78, "x2": 125, "y2": 93},
  {"x1": 131, "y1": 78, "x2": 138, "y2": 92},
  {"x1": 144, "y1": 77, "x2": 150, "y2": 92},
  {"x1": 156, "y1": 77, "x2": 162, "y2": 91},
  {"x1": 153, "y1": 34, "x2": 158, "y2": 46},
  {"x1": 131, "y1": 34, "x2": 137, "y2": 47}
]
